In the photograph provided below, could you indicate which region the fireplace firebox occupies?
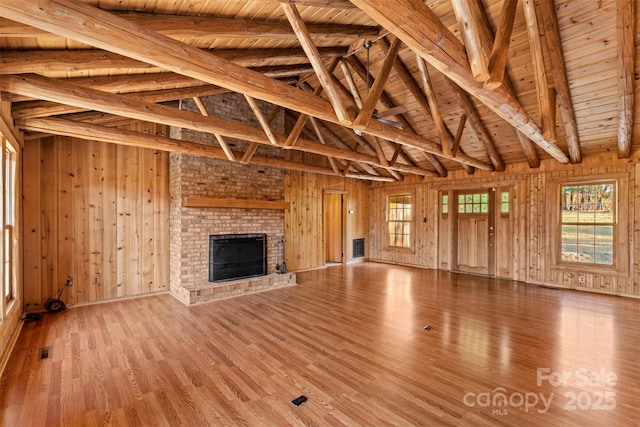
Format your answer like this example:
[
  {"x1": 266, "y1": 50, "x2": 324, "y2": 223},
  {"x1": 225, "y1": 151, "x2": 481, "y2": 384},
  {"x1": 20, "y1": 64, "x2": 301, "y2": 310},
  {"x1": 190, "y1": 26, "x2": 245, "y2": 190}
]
[{"x1": 209, "y1": 233, "x2": 267, "y2": 282}]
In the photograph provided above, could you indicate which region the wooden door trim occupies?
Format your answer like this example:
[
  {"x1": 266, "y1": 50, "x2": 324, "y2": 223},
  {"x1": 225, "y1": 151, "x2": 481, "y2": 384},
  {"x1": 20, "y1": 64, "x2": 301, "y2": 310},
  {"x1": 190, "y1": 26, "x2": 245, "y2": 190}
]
[{"x1": 323, "y1": 191, "x2": 346, "y2": 264}]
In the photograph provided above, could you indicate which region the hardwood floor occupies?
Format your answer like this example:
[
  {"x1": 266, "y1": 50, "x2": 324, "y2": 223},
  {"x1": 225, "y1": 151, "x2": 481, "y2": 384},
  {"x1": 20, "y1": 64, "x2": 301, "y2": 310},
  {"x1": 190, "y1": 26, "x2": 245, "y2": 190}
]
[{"x1": 2, "y1": 262, "x2": 640, "y2": 426}]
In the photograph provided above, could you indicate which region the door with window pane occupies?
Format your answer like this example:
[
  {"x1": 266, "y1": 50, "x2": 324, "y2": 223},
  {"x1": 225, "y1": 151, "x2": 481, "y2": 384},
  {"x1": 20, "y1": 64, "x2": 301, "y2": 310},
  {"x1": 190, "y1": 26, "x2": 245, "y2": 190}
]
[
  {"x1": 453, "y1": 190, "x2": 492, "y2": 275},
  {"x1": 452, "y1": 188, "x2": 512, "y2": 277}
]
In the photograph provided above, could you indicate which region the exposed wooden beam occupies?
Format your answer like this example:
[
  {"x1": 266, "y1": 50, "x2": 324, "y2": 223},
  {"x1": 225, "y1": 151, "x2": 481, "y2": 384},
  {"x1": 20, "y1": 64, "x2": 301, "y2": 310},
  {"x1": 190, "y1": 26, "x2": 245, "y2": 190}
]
[
  {"x1": 485, "y1": 0, "x2": 519, "y2": 90},
  {"x1": 353, "y1": 37, "x2": 402, "y2": 130},
  {"x1": 616, "y1": 0, "x2": 635, "y2": 159},
  {"x1": 308, "y1": 117, "x2": 342, "y2": 175},
  {"x1": 416, "y1": 55, "x2": 454, "y2": 157},
  {"x1": 522, "y1": 0, "x2": 555, "y2": 141},
  {"x1": 192, "y1": 96, "x2": 236, "y2": 161},
  {"x1": 460, "y1": 0, "x2": 541, "y2": 169},
  {"x1": 12, "y1": 75, "x2": 299, "y2": 120},
  {"x1": 445, "y1": 77, "x2": 506, "y2": 171},
  {"x1": 17, "y1": 116, "x2": 394, "y2": 180},
  {"x1": 0, "y1": 47, "x2": 346, "y2": 75},
  {"x1": 349, "y1": 0, "x2": 569, "y2": 164},
  {"x1": 241, "y1": 143, "x2": 259, "y2": 164},
  {"x1": 251, "y1": 0, "x2": 357, "y2": 8},
  {"x1": 0, "y1": 0, "x2": 490, "y2": 168},
  {"x1": 0, "y1": 99, "x2": 23, "y2": 148},
  {"x1": 0, "y1": 14, "x2": 376, "y2": 40},
  {"x1": 377, "y1": 38, "x2": 477, "y2": 174},
  {"x1": 302, "y1": 117, "x2": 379, "y2": 176},
  {"x1": 414, "y1": 58, "x2": 478, "y2": 174},
  {"x1": 13, "y1": 86, "x2": 226, "y2": 119},
  {"x1": 452, "y1": 114, "x2": 467, "y2": 158},
  {"x1": 340, "y1": 60, "x2": 364, "y2": 109},
  {"x1": 342, "y1": 56, "x2": 415, "y2": 157},
  {"x1": 346, "y1": 53, "x2": 447, "y2": 176},
  {"x1": 451, "y1": 0, "x2": 490, "y2": 82},
  {"x1": 281, "y1": 1, "x2": 350, "y2": 124},
  {"x1": 5, "y1": 74, "x2": 435, "y2": 177},
  {"x1": 244, "y1": 95, "x2": 279, "y2": 145},
  {"x1": 285, "y1": 59, "x2": 340, "y2": 147},
  {"x1": 2, "y1": 72, "x2": 208, "y2": 102}
]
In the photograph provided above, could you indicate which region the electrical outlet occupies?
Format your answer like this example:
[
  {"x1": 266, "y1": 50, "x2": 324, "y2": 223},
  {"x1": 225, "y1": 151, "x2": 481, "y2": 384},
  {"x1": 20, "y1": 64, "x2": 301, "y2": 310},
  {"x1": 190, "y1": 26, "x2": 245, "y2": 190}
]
[
  {"x1": 92, "y1": 275, "x2": 101, "y2": 285},
  {"x1": 578, "y1": 275, "x2": 586, "y2": 284}
]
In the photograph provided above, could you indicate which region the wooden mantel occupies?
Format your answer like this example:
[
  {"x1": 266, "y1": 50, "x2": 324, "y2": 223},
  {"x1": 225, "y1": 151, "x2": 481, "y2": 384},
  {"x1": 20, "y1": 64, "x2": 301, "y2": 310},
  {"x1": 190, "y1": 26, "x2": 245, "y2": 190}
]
[{"x1": 183, "y1": 196, "x2": 290, "y2": 210}]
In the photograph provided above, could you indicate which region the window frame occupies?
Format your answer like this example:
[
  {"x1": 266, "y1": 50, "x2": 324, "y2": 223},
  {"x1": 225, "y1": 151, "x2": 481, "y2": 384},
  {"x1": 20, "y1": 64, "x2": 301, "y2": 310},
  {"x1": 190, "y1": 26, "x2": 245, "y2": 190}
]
[
  {"x1": 2, "y1": 139, "x2": 17, "y2": 306},
  {"x1": 385, "y1": 192, "x2": 414, "y2": 250},
  {"x1": 558, "y1": 181, "x2": 616, "y2": 267}
]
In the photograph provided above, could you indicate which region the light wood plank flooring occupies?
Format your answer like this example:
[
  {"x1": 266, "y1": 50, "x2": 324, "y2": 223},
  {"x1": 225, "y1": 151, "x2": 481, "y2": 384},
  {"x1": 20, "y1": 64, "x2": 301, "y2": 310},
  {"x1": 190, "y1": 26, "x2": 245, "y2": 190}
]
[{"x1": 2, "y1": 262, "x2": 640, "y2": 426}]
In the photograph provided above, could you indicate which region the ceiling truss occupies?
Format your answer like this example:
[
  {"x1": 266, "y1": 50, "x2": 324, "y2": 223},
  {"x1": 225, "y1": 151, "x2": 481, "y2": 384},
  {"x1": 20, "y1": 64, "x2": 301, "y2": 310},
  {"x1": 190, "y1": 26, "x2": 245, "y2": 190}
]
[{"x1": 0, "y1": 0, "x2": 635, "y2": 182}]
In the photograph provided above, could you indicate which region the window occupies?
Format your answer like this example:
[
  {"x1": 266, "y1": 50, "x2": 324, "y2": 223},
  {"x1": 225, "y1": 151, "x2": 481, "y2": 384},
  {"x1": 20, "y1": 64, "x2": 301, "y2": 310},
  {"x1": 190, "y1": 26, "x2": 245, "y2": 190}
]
[
  {"x1": 3, "y1": 141, "x2": 16, "y2": 304},
  {"x1": 441, "y1": 194, "x2": 449, "y2": 214},
  {"x1": 500, "y1": 190, "x2": 510, "y2": 214},
  {"x1": 387, "y1": 194, "x2": 412, "y2": 248},
  {"x1": 560, "y1": 183, "x2": 614, "y2": 265},
  {"x1": 458, "y1": 193, "x2": 489, "y2": 214}
]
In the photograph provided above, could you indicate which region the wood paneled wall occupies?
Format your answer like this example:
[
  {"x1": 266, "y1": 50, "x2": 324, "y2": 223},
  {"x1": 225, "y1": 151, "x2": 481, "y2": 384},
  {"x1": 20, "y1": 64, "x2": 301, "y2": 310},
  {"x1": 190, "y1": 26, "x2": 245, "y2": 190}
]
[
  {"x1": 23, "y1": 123, "x2": 170, "y2": 310},
  {"x1": 284, "y1": 170, "x2": 368, "y2": 272},
  {"x1": 368, "y1": 152, "x2": 640, "y2": 298}
]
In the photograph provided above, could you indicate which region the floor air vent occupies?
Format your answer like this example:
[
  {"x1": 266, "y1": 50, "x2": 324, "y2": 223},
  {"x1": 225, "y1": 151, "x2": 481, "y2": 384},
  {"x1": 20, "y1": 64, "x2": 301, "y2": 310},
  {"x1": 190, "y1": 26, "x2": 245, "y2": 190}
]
[
  {"x1": 40, "y1": 346, "x2": 50, "y2": 360},
  {"x1": 353, "y1": 238, "x2": 365, "y2": 258}
]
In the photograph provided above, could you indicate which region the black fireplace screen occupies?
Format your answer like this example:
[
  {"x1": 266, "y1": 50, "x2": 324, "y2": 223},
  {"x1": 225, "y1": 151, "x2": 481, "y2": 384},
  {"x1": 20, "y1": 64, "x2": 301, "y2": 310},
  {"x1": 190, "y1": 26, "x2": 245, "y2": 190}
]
[{"x1": 209, "y1": 233, "x2": 267, "y2": 282}]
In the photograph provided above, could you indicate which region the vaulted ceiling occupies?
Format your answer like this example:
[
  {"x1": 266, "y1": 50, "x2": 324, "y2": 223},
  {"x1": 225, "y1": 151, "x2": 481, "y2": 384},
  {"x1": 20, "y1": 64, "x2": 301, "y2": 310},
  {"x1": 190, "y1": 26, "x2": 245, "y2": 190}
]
[{"x1": 0, "y1": 0, "x2": 637, "y2": 182}]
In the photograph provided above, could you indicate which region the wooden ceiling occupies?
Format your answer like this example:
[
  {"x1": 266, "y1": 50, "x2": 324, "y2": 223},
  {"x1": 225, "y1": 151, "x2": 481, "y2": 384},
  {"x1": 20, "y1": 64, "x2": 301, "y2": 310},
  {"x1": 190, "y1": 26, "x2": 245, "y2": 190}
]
[{"x1": 0, "y1": 0, "x2": 637, "y2": 181}]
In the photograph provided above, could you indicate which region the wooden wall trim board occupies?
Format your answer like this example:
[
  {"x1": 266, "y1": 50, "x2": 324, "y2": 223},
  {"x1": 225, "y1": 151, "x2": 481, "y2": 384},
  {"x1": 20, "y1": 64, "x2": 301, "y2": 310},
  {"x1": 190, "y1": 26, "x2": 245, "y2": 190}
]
[{"x1": 183, "y1": 196, "x2": 289, "y2": 210}]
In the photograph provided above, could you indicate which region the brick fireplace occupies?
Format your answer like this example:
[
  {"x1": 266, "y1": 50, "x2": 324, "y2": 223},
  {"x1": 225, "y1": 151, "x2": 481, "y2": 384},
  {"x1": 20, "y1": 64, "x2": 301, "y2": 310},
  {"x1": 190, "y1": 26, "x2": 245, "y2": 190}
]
[{"x1": 169, "y1": 93, "x2": 295, "y2": 305}]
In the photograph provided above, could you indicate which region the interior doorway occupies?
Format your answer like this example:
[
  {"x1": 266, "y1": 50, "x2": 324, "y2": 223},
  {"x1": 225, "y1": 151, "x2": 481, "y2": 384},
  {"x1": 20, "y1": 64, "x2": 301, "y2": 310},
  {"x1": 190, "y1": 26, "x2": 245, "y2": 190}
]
[{"x1": 324, "y1": 191, "x2": 345, "y2": 264}]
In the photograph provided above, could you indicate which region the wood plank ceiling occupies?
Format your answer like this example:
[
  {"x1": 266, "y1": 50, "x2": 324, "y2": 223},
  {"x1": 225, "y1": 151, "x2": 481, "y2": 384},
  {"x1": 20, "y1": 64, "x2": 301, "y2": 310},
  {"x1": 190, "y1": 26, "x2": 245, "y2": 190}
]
[{"x1": 0, "y1": 0, "x2": 637, "y2": 182}]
